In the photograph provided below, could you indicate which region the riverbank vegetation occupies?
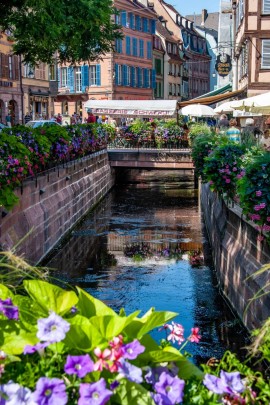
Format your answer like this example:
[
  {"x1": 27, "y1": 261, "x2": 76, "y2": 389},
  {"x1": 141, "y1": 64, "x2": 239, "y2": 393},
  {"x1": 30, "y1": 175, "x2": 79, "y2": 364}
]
[
  {"x1": 0, "y1": 252, "x2": 270, "y2": 404},
  {"x1": 190, "y1": 125, "x2": 270, "y2": 242}
]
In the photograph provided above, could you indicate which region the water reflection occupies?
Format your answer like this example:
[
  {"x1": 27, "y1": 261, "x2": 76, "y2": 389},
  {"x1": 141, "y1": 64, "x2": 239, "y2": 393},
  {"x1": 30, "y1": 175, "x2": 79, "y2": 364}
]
[{"x1": 45, "y1": 185, "x2": 248, "y2": 364}]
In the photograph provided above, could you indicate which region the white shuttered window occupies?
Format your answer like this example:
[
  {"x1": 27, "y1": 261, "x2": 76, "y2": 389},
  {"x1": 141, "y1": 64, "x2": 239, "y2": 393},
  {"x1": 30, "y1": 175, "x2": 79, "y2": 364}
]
[
  {"x1": 262, "y1": 40, "x2": 270, "y2": 68},
  {"x1": 262, "y1": 0, "x2": 270, "y2": 13}
]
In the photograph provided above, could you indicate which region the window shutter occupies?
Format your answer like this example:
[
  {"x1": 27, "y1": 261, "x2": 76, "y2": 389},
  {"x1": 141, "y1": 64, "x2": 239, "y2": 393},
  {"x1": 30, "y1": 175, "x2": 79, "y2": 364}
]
[
  {"x1": 263, "y1": 0, "x2": 270, "y2": 13},
  {"x1": 115, "y1": 64, "x2": 119, "y2": 85},
  {"x1": 126, "y1": 36, "x2": 131, "y2": 55},
  {"x1": 123, "y1": 65, "x2": 127, "y2": 86},
  {"x1": 137, "y1": 67, "x2": 141, "y2": 87},
  {"x1": 130, "y1": 13, "x2": 135, "y2": 29},
  {"x1": 152, "y1": 69, "x2": 156, "y2": 89},
  {"x1": 135, "y1": 15, "x2": 140, "y2": 30},
  {"x1": 142, "y1": 18, "x2": 147, "y2": 33},
  {"x1": 151, "y1": 20, "x2": 156, "y2": 34},
  {"x1": 142, "y1": 68, "x2": 147, "y2": 87},
  {"x1": 58, "y1": 67, "x2": 61, "y2": 87},
  {"x1": 121, "y1": 11, "x2": 127, "y2": 26},
  {"x1": 139, "y1": 39, "x2": 144, "y2": 57},
  {"x1": 131, "y1": 67, "x2": 135, "y2": 87},
  {"x1": 120, "y1": 39, "x2": 123, "y2": 53},
  {"x1": 147, "y1": 41, "x2": 152, "y2": 59},
  {"x1": 96, "y1": 64, "x2": 101, "y2": 85},
  {"x1": 262, "y1": 39, "x2": 270, "y2": 68},
  {"x1": 67, "y1": 67, "x2": 74, "y2": 92},
  {"x1": 132, "y1": 38, "x2": 137, "y2": 56},
  {"x1": 81, "y1": 65, "x2": 89, "y2": 92}
]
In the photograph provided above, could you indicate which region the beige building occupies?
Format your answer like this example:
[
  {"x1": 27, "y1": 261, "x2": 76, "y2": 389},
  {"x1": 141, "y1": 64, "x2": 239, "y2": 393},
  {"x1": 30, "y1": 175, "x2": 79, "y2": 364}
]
[
  {"x1": 234, "y1": 0, "x2": 270, "y2": 96},
  {"x1": 0, "y1": 32, "x2": 21, "y2": 125}
]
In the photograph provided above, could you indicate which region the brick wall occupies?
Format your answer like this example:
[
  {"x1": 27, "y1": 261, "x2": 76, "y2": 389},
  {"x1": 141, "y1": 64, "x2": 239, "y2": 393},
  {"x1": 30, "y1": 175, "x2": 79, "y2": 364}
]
[
  {"x1": 0, "y1": 150, "x2": 115, "y2": 264},
  {"x1": 201, "y1": 183, "x2": 270, "y2": 330}
]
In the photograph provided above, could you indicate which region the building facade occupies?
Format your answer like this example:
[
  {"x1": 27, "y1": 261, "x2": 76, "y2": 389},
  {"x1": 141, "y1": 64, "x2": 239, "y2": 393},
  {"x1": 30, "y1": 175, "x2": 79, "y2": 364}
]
[
  {"x1": 234, "y1": 0, "x2": 270, "y2": 96},
  {"x1": 0, "y1": 32, "x2": 21, "y2": 125}
]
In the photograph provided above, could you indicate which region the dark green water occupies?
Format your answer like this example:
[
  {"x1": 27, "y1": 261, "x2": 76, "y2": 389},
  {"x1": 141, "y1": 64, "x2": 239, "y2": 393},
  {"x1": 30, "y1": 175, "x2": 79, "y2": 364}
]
[{"x1": 45, "y1": 184, "x2": 248, "y2": 365}]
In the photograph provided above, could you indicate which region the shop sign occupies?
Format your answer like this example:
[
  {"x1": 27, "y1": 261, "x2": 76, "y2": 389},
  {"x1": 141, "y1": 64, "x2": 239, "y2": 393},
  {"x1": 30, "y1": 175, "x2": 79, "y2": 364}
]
[
  {"x1": 30, "y1": 96, "x2": 49, "y2": 103},
  {"x1": 91, "y1": 108, "x2": 174, "y2": 116},
  {"x1": 215, "y1": 53, "x2": 232, "y2": 77}
]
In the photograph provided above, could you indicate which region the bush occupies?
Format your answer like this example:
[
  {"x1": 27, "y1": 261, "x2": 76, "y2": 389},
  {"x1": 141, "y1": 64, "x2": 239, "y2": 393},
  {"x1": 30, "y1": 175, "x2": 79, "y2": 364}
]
[
  {"x1": 237, "y1": 153, "x2": 270, "y2": 239},
  {"x1": 188, "y1": 123, "x2": 213, "y2": 145},
  {"x1": 191, "y1": 133, "x2": 219, "y2": 181},
  {"x1": 203, "y1": 143, "x2": 246, "y2": 201}
]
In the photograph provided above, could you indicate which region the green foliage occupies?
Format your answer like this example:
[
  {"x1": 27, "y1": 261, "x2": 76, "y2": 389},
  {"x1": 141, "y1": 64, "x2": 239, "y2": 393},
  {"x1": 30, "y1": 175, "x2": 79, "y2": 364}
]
[
  {"x1": 188, "y1": 123, "x2": 213, "y2": 144},
  {"x1": 237, "y1": 153, "x2": 270, "y2": 237},
  {"x1": 203, "y1": 143, "x2": 246, "y2": 201},
  {"x1": 1, "y1": 0, "x2": 123, "y2": 65},
  {"x1": 191, "y1": 133, "x2": 219, "y2": 180}
]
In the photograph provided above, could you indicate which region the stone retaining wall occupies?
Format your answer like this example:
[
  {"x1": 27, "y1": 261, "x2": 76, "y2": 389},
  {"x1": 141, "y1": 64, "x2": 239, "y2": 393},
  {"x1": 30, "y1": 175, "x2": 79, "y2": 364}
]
[
  {"x1": 201, "y1": 183, "x2": 270, "y2": 330},
  {"x1": 0, "y1": 150, "x2": 115, "y2": 264}
]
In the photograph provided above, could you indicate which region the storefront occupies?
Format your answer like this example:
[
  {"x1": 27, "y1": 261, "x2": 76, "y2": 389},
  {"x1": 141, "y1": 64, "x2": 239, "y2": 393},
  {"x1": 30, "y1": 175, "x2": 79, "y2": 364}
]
[{"x1": 29, "y1": 92, "x2": 50, "y2": 120}]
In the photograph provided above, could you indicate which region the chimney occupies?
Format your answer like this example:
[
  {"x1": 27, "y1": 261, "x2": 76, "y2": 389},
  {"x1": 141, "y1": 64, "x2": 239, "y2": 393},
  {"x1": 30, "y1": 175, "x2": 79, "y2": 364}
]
[{"x1": 201, "y1": 9, "x2": 208, "y2": 26}]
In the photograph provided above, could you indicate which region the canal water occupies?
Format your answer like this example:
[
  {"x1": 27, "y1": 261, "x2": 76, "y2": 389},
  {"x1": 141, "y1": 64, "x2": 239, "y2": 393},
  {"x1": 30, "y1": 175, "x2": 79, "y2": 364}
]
[{"x1": 45, "y1": 184, "x2": 248, "y2": 365}]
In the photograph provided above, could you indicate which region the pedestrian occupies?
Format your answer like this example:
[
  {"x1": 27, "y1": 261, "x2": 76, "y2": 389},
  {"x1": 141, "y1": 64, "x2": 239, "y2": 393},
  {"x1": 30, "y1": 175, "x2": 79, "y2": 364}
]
[
  {"x1": 226, "y1": 119, "x2": 241, "y2": 142},
  {"x1": 5, "y1": 113, "x2": 12, "y2": 128},
  {"x1": 241, "y1": 118, "x2": 261, "y2": 145},
  {"x1": 216, "y1": 114, "x2": 230, "y2": 134},
  {"x1": 56, "y1": 113, "x2": 62, "y2": 124},
  {"x1": 87, "y1": 111, "x2": 96, "y2": 123},
  {"x1": 24, "y1": 112, "x2": 31, "y2": 124}
]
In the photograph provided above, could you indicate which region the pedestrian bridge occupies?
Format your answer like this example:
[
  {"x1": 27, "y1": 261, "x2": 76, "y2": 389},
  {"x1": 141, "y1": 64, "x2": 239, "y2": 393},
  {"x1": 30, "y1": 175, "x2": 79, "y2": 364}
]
[{"x1": 107, "y1": 147, "x2": 194, "y2": 170}]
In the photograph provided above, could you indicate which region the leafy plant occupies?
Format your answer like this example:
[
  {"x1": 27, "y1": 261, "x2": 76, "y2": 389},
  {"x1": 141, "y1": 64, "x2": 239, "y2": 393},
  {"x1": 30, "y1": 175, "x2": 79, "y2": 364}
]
[
  {"x1": 191, "y1": 133, "x2": 219, "y2": 180},
  {"x1": 203, "y1": 143, "x2": 246, "y2": 201},
  {"x1": 188, "y1": 123, "x2": 213, "y2": 145}
]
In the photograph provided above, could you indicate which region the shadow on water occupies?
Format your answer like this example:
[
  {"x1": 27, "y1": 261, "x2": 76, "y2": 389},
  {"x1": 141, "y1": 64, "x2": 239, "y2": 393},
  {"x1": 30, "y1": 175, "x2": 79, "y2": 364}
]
[{"x1": 44, "y1": 184, "x2": 249, "y2": 365}]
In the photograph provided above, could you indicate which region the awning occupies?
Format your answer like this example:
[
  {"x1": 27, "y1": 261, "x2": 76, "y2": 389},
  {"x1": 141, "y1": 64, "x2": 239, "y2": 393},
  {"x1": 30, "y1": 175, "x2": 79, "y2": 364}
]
[
  {"x1": 55, "y1": 94, "x2": 89, "y2": 102},
  {"x1": 83, "y1": 99, "x2": 179, "y2": 117},
  {"x1": 195, "y1": 83, "x2": 232, "y2": 99},
  {"x1": 178, "y1": 89, "x2": 245, "y2": 108}
]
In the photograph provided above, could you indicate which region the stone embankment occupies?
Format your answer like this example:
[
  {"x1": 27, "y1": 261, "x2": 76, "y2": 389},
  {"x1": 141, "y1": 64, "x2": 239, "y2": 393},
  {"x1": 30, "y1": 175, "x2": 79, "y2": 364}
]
[
  {"x1": 201, "y1": 183, "x2": 270, "y2": 330},
  {"x1": 0, "y1": 150, "x2": 115, "y2": 264}
]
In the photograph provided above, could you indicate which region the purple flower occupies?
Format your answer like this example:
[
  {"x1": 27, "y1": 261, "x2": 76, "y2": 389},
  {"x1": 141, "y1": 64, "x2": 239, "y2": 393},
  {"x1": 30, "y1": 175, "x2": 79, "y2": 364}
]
[
  {"x1": 122, "y1": 340, "x2": 145, "y2": 360},
  {"x1": 145, "y1": 366, "x2": 170, "y2": 385},
  {"x1": 154, "y1": 372, "x2": 185, "y2": 404},
  {"x1": 0, "y1": 382, "x2": 33, "y2": 405},
  {"x1": 32, "y1": 377, "x2": 67, "y2": 405},
  {"x1": 0, "y1": 298, "x2": 19, "y2": 320},
  {"x1": 23, "y1": 342, "x2": 50, "y2": 355},
  {"x1": 118, "y1": 359, "x2": 143, "y2": 383},
  {"x1": 203, "y1": 371, "x2": 244, "y2": 395},
  {"x1": 78, "y1": 378, "x2": 113, "y2": 405},
  {"x1": 64, "y1": 354, "x2": 94, "y2": 378},
  {"x1": 37, "y1": 312, "x2": 70, "y2": 343}
]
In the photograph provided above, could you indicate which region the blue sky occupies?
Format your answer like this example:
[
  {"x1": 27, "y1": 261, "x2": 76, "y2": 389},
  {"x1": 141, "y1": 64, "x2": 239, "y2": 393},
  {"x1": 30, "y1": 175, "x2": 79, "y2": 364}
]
[{"x1": 168, "y1": 0, "x2": 220, "y2": 16}]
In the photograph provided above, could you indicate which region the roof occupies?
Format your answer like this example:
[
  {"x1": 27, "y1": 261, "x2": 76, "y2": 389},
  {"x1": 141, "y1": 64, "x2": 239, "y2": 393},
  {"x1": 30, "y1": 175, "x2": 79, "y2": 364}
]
[
  {"x1": 84, "y1": 99, "x2": 179, "y2": 117},
  {"x1": 195, "y1": 83, "x2": 232, "y2": 99},
  {"x1": 185, "y1": 12, "x2": 219, "y2": 32},
  {"x1": 156, "y1": 20, "x2": 180, "y2": 43},
  {"x1": 178, "y1": 89, "x2": 245, "y2": 107}
]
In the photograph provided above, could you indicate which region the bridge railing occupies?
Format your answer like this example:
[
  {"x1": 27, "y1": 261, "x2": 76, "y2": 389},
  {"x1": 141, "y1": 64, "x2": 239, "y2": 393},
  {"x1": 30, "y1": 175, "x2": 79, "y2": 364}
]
[{"x1": 107, "y1": 137, "x2": 190, "y2": 150}]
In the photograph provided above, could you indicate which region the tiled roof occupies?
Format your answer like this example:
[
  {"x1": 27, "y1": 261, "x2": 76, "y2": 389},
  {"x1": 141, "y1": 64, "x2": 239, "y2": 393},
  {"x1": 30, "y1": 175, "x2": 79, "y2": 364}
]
[
  {"x1": 185, "y1": 12, "x2": 219, "y2": 32},
  {"x1": 156, "y1": 20, "x2": 180, "y2": 43}
]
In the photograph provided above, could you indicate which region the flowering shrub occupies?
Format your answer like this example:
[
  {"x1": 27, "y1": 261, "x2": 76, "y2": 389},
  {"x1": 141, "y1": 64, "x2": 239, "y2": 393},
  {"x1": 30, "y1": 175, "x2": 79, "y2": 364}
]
[
  {"x1": 203, "y1": 143, "x2": 246, "y2": 201},
  {"x1": 237, "y1": 153, "x2": 270, "y2": 240},
  {"x1": 191, "y1": 133, "x2": 220, "y2": 181},
  {"x1": 124, "y1": 243, "x2": 183, "y2": 262},
  {"x1": 0, "y1": 278, "x2": 270, "y2": 404}
]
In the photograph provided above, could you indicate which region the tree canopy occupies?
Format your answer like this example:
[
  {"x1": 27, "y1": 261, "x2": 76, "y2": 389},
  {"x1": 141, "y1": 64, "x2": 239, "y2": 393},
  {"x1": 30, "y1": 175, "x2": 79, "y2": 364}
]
[{"x1": 0, "y1": 0, "x2": 122, "y2": 64}]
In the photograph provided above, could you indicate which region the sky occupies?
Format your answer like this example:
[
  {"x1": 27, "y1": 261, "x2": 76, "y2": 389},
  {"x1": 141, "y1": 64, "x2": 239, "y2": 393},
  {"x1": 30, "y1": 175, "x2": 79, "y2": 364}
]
[{"x1": 167, "y1": 0, "x2": 220, "y2": 16}]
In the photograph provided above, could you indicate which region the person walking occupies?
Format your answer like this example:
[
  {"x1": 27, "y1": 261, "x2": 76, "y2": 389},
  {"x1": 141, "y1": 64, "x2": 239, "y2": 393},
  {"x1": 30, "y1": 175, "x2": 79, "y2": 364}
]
[
  {"x1": 5, "y1": 113, "x2": 12, "y2": 128},
  {"x1": 226, "y1": 119, "x2": 241, "y2": 142},
  {"x1": 216, "y1": 114, "x2": 230, "y2": 135}
]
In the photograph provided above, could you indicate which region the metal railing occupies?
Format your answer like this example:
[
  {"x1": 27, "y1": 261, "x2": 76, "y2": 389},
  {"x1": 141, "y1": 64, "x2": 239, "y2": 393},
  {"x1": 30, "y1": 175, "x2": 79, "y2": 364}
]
[{"x1": 108, "y1": 137, "x2": 190, "y2": 151}]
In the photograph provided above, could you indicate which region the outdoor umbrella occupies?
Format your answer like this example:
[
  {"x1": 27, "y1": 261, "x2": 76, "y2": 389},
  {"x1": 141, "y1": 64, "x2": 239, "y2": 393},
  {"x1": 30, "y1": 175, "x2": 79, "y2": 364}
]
[
  {"x1": 214, "y1": 101, "x2": 235, "y2": 113},
  {"x1": 181, "y1": 104, "x2": 217, "y2": 117},
  {"x1": 230, "y1": 91, "x2": 270, "y2": 114}
]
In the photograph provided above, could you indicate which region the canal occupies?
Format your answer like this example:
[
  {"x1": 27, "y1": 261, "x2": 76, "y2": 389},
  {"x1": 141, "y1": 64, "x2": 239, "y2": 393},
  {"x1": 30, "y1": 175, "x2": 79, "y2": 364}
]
[{"x1": 45, "y1": 184, "x2": 248, "y2": 365}]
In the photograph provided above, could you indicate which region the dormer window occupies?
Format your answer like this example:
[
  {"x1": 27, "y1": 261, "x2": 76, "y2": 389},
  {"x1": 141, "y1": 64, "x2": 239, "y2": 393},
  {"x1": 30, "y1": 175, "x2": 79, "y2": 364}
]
[{"x1": 168, "y1": 43, "x2": 172, "y2": 53}]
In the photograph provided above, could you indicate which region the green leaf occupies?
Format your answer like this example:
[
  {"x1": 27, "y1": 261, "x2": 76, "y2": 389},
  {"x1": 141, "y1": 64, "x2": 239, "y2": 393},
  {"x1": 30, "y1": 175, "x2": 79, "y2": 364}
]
[
  {"x1": 113, "y1": 379, "x2": 155, "y2": 405},
  {"x1": 64, "y1": 315, "x2": 105, "y2": 351},
  {"x1": 1, "y1": 330, "x2": 38, "y2": 355},
  {"x1": 23, "y1": 280, "x2": 78, "y2": 315},
  {"x1": 0, "y1": 284, "x2": 14, "y2": 299},
  {"x1": 76, "y1": 287, "x2": 116, "y2": 317},
  {"x1": 89, "y1": 311, "x2": 140, "y2": 340},
  {"x1": 124, "y1": 309, "x2": 177, "y2": 339}
]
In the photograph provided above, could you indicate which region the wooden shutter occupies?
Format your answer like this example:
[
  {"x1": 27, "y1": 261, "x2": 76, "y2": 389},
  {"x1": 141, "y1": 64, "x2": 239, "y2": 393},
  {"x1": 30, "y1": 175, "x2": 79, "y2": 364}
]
[
  {"x1": 126, "y1": 36, "x2": 131, "y2": 55},
  {"x1": 96, "y1": 64, "x2": 101, "y2": 86},
  {"x1": 152, "y1": 69, "x2": 156, "y2": 89},
  {"x1": 262, "y1": 40, "x2": 270, "y2": 68},
  {"x1": 263, "y1": 0, "x2": 270, "y2": 13},
  {"x1": 81, "y1": 65, "x2": 89, "y2": 92},
  {"x1": 151, "y1": 20, "x2": 156, "y2": 34},
  {"x1": 115, "y1": 64, "x2": 119, "y2": 85},
  {"x1": 67, "y1": 67, "x2": 74, "y2": 92}
]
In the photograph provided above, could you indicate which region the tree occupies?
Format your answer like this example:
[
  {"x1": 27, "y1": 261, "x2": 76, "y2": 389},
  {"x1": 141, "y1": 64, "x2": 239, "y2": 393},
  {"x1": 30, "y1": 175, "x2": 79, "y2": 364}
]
[{"x1": 0, "y1": 0, "x2": 122, "y2": 64}]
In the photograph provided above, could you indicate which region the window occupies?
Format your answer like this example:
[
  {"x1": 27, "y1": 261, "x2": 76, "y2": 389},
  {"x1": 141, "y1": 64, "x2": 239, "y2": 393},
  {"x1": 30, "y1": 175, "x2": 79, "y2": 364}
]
[
  {"x1": 262, "y1": 39, "x2": 270, "y2": 68},
  {"x1": 135, "y1": 15, "x2": 141, "y2": 31},
  {"x1": 89, "y1": 65, "x2": 101, "y2": 86},
  {"x1": 239, "y1": 43, "x2": 248, "y2": 77},
  {"x1": 126, "y1": 36, "x2": 131, "y2": 55},
  {"x1": 132, "y1": 38, "x2": 138, "y2": 56},
  {"x1": 167, "y1": 43, "x2": 172, "y2": 53},
  {"x1": 118, "y1": 65, "x2": 122, "y2": 85},
  {"x1": 115, "y1": 39, "x2": 123, "y2": 53},
  {"x1": 49, "y1": 65, "x2": 56, "y2": 81},
  {"x1": 129, "y1": 12, "x2": 135, "y2": 29},
  {"x1": 8, "y1": 56, "x2": 12, "y2": 79},
  {"x1": 74, "y1": 67, "x2": 82, "y2": 92},
  {"x1": 173, "y1": 84, "x2": 176, "y2": 95},
  {"x1": 134, "y1": 67, "x2": 137, "y2": 87},
  {"x1": 262, "y1": 0, "x2": 270, "y2": 13},
  {"x1": 147, "y1": 41, "x2": 152, "y2": 59},
  {"x1": 173, "y1": 45, "x2": 177, "y2": 54},
  {"x1": 155, "y1": 58, "x2": 162, "y2": 75},
  {"x1": 127, "y1": 66, "x2": 131, "y2": 86},
  {"x1": 35, "y1": 63, "x2": 46, "y2": 80},
  {"x1": 61, "y1": 67, "x2": 68, "y2": 87},
  {"x1": 169, "y1": 83, "x2": 172, "y2": 95}
]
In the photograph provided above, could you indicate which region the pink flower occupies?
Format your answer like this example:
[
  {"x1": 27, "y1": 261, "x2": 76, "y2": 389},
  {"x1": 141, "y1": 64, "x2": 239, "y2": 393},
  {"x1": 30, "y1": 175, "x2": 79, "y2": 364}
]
[
  {"x1": 225, "y1": 179, "x2": 231, "y2": 184},
  {"x1": 262, "y1": 225, "x2": 270, "y2": 232},
  {"x1": 254, "y1": 205, "x2": 261, "y2": 211},
  {"x1": 260, "y1": 202, "x2": 266, "y2": 209},
  {"x1": 93, "y1": 348, "x2": 111, "y2": 371},
  {"x1": 256, "y1": 190, "x2": 262, "y2": 197},
  {"x1": 188, "y1": 327, "x2": 201, "y2": 343},
  {"x1": 209, "y1": 180, "x2": 214, "y2": 185},
  {"x1": 167, "y1": 322, "x2": 185, "y2": 345},
  {"x1": 257, "y1": 235, "x2": 264, "y2": 242},
  {"x1": 232, "y1": 167, "x2": 237, "y2": 172},
  {"x1": 267, "y1": 217, "x2": 270, "y2": 222}
]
